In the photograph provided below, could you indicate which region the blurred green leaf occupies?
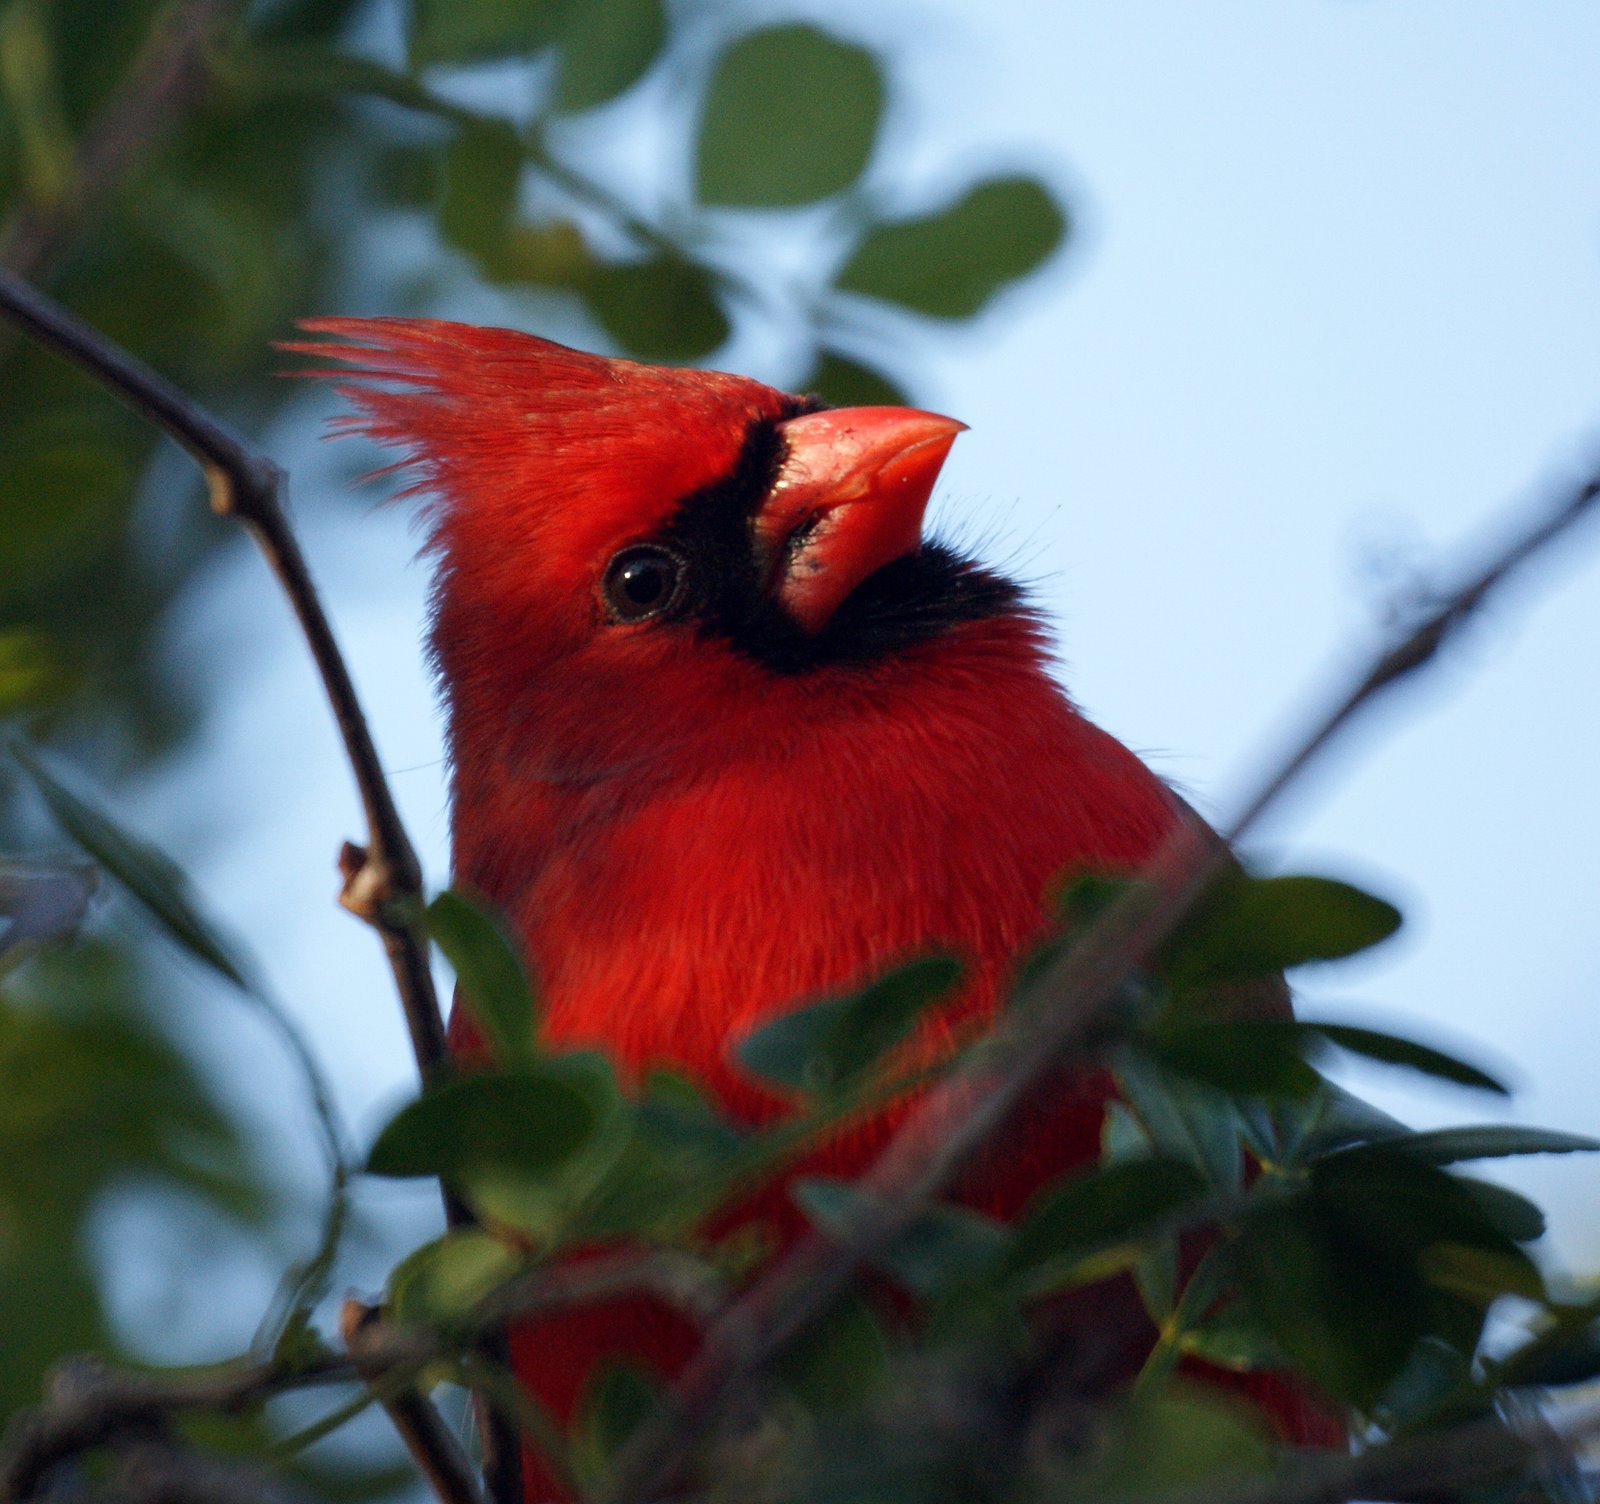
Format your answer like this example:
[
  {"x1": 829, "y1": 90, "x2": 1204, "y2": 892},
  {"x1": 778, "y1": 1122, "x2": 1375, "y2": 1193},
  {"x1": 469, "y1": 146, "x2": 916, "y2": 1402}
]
[
  {"x1": 389, "y1": 1227, "x2": 525, "y2": 1322},
  {"x1": 577, "y1": 1361, "x2": 660, "y2": 1475},
  {"x1": 12, "y1": 742, "x2": 250, "y2": 988},
  {"x1": 0, "y1": 0, "x2": 74, "y2": 205},
  {"x1": 1114, "y1": 1052, "x2": 1242, "y2": 1190},
  {"x1": 1335, "y1": 1125, "x2": 1600, "y2": 1167},
  {"x1": 795, "y1": 1178, "x2": 1010, "y2": 1297},
  {"x1": 777, "y1": 1288, "x2": 889, "y2": 1412},
  {"x1": 837, "y1": 175, "x2": 1066, "y2": 319},
  {"x1": 426, "y1": 889, "x2": 539, "y2": 1066},
  {"x1": 1456, "y1": 1177, "x2": 1546, "y2": 1243},
  {"x1": 366, "y1": 1063, "x2": 605, "y2": 1180},
  {"x1": 584, "y1": 255, "x2": 729, "y2": 360},
  {"x1": 1007, "y1": 1156, "x2": 1206, "y2": 1282},
  {"x1": 1146, "y1": 1021, "x2": 1323, "y2": 1100},
  {"x1": 439, "y1": 121, "x2": 523, "y2": 257},
  {"x1": 0, "y1": 628, "x2": 61, "y2": 711},
  {"x1": 0, "y1": 409, "x2": 137, "y2": 594},
  {"x1": 1066, "y1": 1383, "x2": 1272, "y2": 1499},
  {"x1": 1164, "y1": 874, "x2": 1402, "y2": 987},
  {"x1": 738, "y1": 952, "x2": 961, "y2": 1097},
  {"x1": 696, "y1": 24, "x2": 882, "y2": 207},
  {"x1": 552, "y1": 0, "x2": 664, "y2": 113},
  {"x1": 408, "y1": 0, "x2": 553, "y2": 68},
  {"x1": 1302, "y1": 1021, "x2": 1507, "y2": 1095},
  {"x1": 803, "y1": 349, "x2": 909, "y2": 408}
]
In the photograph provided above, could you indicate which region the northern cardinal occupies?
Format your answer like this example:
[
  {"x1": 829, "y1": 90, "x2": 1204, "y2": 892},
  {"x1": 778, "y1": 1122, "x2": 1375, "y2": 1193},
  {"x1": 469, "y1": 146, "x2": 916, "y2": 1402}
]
[{"x1": 295, "y1": 319, "x2": 1340, "y2": 1497}]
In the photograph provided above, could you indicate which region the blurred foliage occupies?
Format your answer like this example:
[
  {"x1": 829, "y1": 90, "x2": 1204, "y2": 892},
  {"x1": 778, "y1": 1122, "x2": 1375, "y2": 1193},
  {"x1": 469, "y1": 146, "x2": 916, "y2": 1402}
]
[
  {"x1": 5, "y1": 4, "x2": 1594, "y2": 1504},
  {"x1": 0, "y1": 0, "x2": 1069, "y2": 1482}
]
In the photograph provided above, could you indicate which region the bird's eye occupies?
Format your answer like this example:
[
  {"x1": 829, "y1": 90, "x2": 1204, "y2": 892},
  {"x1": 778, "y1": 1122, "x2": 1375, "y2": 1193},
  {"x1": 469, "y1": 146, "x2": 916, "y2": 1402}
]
[{"x1": 602, "y1": 545, "x2": 685, "y2": 623}]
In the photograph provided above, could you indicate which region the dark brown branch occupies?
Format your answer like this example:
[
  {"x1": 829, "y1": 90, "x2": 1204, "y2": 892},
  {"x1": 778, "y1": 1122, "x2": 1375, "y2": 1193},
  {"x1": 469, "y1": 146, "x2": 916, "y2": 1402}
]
[
  {"x1": 0, "y1": 0, "x2": 242, "y2": 282},
  {"x1": 341, "y1": 1302, "x2": 484, "y2": 1504},
  {"x1": 0, "y1": 1251, "x2": 715, "y2": 1502},
  {"x1": 594, "y1": 467, "x2": 1600, "y2": 1504},
  {"x1": 0, "y1": 267, "x2": 448, "y2": 1080}
]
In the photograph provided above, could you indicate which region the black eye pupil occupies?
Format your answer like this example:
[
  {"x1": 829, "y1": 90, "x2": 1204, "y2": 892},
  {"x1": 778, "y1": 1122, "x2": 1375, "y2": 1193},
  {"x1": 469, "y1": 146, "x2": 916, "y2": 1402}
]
[
  {"x1": 604, "y1": 546, "x2": 683, "y2": 622},
  {"x1": 622, "y1": 561, "x2": 665, "y2": 605}
]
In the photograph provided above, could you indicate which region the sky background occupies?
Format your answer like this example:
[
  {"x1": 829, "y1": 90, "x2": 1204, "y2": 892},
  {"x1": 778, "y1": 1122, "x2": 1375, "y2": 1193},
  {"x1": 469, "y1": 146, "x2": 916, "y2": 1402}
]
[{"x1": 107, "y1": 1, "x2": 1600, "y2": 1358}]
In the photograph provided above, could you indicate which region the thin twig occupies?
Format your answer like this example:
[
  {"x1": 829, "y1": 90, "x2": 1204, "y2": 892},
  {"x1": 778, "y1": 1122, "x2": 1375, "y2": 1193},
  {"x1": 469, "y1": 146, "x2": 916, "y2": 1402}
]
[
  {"x1": 594, "y1": 468, "x2": 1600, "y2": 1504},
  {"x1": 0, "y1": 1249, "x2": 717, "y2": 1501},
  {"x1": 0, "y1": 267, "x2": 448, "y2": 1080},
  {"x1": 342, "y1": 1301, "x2": 485, "y2": 1504}
]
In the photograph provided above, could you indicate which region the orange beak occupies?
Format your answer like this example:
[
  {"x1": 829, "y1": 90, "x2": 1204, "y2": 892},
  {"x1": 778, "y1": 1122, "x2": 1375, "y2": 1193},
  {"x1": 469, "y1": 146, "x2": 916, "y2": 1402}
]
[{"x1": 754, "y1": 406, "x2": 967, "y2": 634}]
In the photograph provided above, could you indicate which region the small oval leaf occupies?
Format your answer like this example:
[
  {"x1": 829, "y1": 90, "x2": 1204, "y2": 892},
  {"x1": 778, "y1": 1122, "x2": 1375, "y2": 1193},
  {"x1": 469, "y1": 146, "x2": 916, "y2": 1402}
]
[
  {"x1": 367, "y1": 1067, "x2": 602, "y2": 1180},
  {"x1": 584, "y1": 256, "x2": 729, "y2": 360},
  {"x1": 12, "y1": 742, "x2": 250, "y2": 988},
  {"x1": 426, "y1": 889, "x2": 539, "y2": 1065},
  {"x1": 696, "y1": 24, "x2": 882, "y2": 207},
  {"x1": 836, "y1": 175, "x2": 1067, "y2": 318},
  {"x1": 1166, "y1": 874, "x2": 1403, "y2": 986},
  {"x1": 552, "y1": 0, "x2": 664, "y2": 113}
]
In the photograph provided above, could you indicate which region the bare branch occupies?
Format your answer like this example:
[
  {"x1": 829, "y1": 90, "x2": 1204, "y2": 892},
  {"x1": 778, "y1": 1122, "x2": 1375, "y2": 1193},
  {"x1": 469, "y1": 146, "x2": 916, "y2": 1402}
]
[
  {"x1": 595, "y1": 466, "x2": 1600, "y2": 1504},
  {"x1": 0, "y1": 267, "x2": 448, "y2": 1081},
  {"x1": 342, "y1": 1301, "x2": 484, "y2": 1504}
]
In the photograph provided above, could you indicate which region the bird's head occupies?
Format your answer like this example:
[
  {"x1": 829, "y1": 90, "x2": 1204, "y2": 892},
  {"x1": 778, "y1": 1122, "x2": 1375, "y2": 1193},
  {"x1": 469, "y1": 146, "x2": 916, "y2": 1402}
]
[{"x1": 290, "y1": 318, "x2": 1020, "y2": 778}]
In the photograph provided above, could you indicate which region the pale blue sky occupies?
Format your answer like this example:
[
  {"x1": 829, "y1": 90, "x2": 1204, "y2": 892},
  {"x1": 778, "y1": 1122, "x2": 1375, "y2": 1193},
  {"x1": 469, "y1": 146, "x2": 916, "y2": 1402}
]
[{"x1": 107, "y1": 2, "x2": 1600, "y2": 1356}]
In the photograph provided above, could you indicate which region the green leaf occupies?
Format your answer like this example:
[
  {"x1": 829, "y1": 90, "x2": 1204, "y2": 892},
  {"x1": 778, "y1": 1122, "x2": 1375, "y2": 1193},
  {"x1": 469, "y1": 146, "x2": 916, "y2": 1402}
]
[
  {"x1": 0, "y1": 409, "x2": 136, "y2": 593},
  {"x1": 578, "y1": 1361, "x2": 660, "y2": 1471},
  {"x1": 1456, "y1": 1177, "x2": 1546, "y2": 1243},
  {"x1": 552, "y1": 0, "x2": 664, "y2": 113},
  {"x1": 1113, "y1": 1052, "x2": 1243, "y2": 1190},
  {"x1": 1306, "y1": 1022, "x2": 1507, "y2": 1095},
  {"x1": 577, "y1": 1072, "x2": 745, "y2": 1239},
  {"x1": 1007, "y1": 1157, "x2": 1206, "y2": 1280},
  {"x1": 1179, "y1": 1307, "x2": 1285, "y2": 1372},
  {"x1": 366, "y1": 1065, "x2": 604, "y2": 1181},
  {"x1": 794, "y1": 1178, "x2": 1010, "y2": 1297},
  {"x1": 1164, "y1": 874, "x2": 1402, "y2": 986},
  {"x1": 737, "y1": 952, "x2": 962, "y2": 1097},
  {"x1": 1068, "y1": 1383, "x2": 1272, "y2": 1499},
  {"x1": 426, "y1": 889, "x2": 539, "y2": 1065},
  {"x1": 836, "y1": 176, "x2": 1067, "y2": 319},
  {"x1": 0, "y1": 628, "x2": 62, "y2": 712},
  {"x1": 12, "y1": 742, "x2": 250, "y2": 988},
  {"x1": 584, "y1": 255, "x2": 729, "y2": 361},
  {"x1": 776, "y1": 1288, "x2": 889, "y2": 1411},
  {"x1": 409, "y1": 0, "x2": 554, "y2": 68},
  {"x1": 1339, "y1": 1125, "x2": 1600, "y2": 1166},
  {"x1": 439, "y1": 122, "x2": 523, "y2": 258},
  {"x1": 696, "y1": 24, "x2": 882, "y2": 207},
  {"x1": 802, "y1": 350, "x2": 909, "y2": 408},
  {"x1": 1145, "y1": 1021, "x2": 1323, "y2": 1100},
  {"x1": 389, "y1": 1228, "x2": 525, "y2": 1322}
]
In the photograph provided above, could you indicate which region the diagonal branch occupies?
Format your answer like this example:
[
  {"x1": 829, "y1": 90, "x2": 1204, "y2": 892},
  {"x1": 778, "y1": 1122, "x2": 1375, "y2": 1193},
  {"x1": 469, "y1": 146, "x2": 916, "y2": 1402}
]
[
  {"x1": 0, "y1": 266, "x2": 448, "y2": 1078},
  {"x1": 594, "y1": 467, "x2": 1600, "y2": 1504}
]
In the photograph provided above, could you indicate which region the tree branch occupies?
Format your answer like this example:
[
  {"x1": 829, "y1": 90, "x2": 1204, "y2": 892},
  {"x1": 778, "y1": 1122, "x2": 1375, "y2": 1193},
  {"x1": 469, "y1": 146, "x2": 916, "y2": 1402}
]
[
  {"x1": 594, "y1": 466, "x2": 1600, "y2": 1504},
  {"x1": 0, "y1": 267, "x2": 448, "y2": 1081}
]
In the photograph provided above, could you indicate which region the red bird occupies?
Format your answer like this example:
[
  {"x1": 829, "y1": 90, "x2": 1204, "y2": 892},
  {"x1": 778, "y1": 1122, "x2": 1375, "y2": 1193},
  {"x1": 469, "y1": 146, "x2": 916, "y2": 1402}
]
[{"x1": 299, "y1": 319, "x2": 1338, "y2": 1496}]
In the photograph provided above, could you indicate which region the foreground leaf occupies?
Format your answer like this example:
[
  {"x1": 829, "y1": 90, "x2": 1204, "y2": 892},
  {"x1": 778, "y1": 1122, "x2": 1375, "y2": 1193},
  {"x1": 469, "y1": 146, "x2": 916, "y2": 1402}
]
[
  {"x1": 738, "y1": 952, "x2": 961, "y2": 1096},
  {"x1": 425, "y1": 889, "x2": 539, "y2": 1065},
  {"x1": 12, "y1": 742, "x2": 249, "y2": 987}
]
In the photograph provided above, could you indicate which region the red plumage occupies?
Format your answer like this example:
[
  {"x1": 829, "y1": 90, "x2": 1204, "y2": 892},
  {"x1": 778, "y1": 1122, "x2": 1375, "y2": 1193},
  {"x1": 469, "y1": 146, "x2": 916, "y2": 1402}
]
[{"x1": 295, "y1": 317, "x2": 1340, "y2": 1499}]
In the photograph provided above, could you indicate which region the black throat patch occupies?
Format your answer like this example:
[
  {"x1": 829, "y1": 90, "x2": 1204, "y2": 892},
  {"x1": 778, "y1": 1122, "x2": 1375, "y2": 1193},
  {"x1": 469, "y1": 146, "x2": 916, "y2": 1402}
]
[{"x1": 649, "y1": 411, "x2": 1022, "y2": 674}]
